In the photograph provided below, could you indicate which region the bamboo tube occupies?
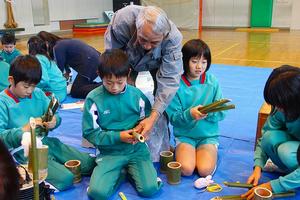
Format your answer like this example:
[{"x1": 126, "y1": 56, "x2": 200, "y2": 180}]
[
  {"x1": 30, "y1": 117, "x2": 39, "y2": 200},
  {"x1": 198, "y1": 99, "x2": 230, "y2": 113},
  {"x1": 132, "y1": 132, "x2": 145, "y2": 143},
  {"x1": 223, "y1": 181, "x2": 253, "y2": 188}
]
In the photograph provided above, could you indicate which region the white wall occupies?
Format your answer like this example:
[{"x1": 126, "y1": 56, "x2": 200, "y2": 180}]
[
  {"x1": 291, "y1": 0, "x2": 300, "y2": 30},
  {"x1": 0, "y1": 0, "x2": 113, "y2": 35},
  {"x1": 141, "y1": 0, "x2": 199, "y2": 29},
  {"x1": 203, "y1": 0, "x2": 251, "y2": 27},
  {"x1": 272, "y1": 0, "x2": 292, "y2": 28}
]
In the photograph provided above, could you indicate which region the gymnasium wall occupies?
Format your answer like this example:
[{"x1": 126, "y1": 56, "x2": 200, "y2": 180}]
[
  {"x1": 1, "y1": 0, "x2": 300, "y2": 36},
  {"x1": 0, "y1": 0, "x2": 112, "y2": 35}
]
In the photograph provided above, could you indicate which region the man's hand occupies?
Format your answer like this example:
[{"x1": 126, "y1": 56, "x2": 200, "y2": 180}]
[
  {"x1": 120, "y1": 129, "x2": 137, "y2": 144},
  {"x1": 241, "y1": 182, "x2": 272, "y2": 200},
  {"x1": 190, "y1": 105, "x2": 207, "y2": 120},
  {"x1": 134, "y1": 111, "x2": 159, "y2": 140}
]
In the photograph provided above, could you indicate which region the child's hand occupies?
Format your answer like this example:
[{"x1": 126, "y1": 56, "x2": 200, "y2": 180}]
[
  {"x1": 120, "y1": 129, "x2": 137, "y2": 144},
  {"x1": 22, "y1": 117, "x2": 43, "y2": 132},
  {"x1": 241, "y1": 182, "x2": 272, "y2": 200},
  {"x1": 247, "y1": 166, "x2": 262, "y2": 186},
  {"x1": 43, "y1": 116, "x2": 57, "y2": 129},
  {"x1": 190, "y1": 105, "x2": 207, "y2": 120}
]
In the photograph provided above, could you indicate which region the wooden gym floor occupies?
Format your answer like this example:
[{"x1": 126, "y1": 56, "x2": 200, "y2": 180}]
[{"x1": 16, "y1": 28, "x2": 300, "y2": 68}]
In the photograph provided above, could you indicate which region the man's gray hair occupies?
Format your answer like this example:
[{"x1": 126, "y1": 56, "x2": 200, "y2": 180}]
[{"x1": 136, "y1": 6, "x2": 171, "y2": 36}]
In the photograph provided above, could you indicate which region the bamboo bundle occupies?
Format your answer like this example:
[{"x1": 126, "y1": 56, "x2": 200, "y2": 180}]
[
  {"x1": 198, "y1": 99, "x2": 235, "y2": 114},
  {"x1": 40, "y1": 96, "x2": 59, "y2": 135}
]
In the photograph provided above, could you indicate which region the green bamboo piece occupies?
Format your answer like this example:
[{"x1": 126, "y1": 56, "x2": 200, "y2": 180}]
[
  {"x1": 198, "y1": 99, "x2": 230, "y2": 113},
  {"x1": 41, "y1": 96, "x2": 59, "y2": 136},
  {"x1": 132, "y1": 132, "x2": 145, "y2": 143},
  {"x1": 273, "y1": 191, "x2": 296, "y2": 198},
  {"x1": 212, "y1": 195, "x2": 246, "y2": 200},
  {"x1": 205, "y1": 104, "x2": 235, "y2": 113},
  {"x1": 223, "y1": 181, "x2": 253, "y2": 188},
  {"x1": 30, "y1": 117, "x2": 39, "y2": 200},
  {"x1": 213, "y1": 191, "x2": 295, "y2": 200}
]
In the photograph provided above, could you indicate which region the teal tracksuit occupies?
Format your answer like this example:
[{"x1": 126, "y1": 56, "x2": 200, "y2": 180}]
[
  {"x1": 255, "y1": 110, "x2": 300, "y2": 193},
  {"x1": 166, "y1": 73, "x2": 226, "y2": 147},
  {"x1": 0, "y1": 48, "x2": 21, "y2": 64},
  {"x1": 0, "y1": 60, "x2": 10, "y2": 91},
  {"x1": 82, "y1": 85, "x2": 162, "y2": 200},
  {"x1": 0, "y1": 88, "x2": 95, "y2": 191},
  {"x1": 36, "y1": 54, "x2": 67, "y2": 103}
]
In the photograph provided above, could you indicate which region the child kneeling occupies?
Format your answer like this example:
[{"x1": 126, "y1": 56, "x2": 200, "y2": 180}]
[{"x1": 83, "y1": 49, "x2": 162, "y2": 200}]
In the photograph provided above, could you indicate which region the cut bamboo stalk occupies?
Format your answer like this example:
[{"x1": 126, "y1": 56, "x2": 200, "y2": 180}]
[
  {"x1": 273, "y1": 191, "x2": 296, "y2": 198},
  {"x1": 223, "y1": 181, "x2": 253, "y2": 188},
  {"x1": 212, "y1": 191, "x2": 295, "y2": 200},
  {"x1": 132, "y1": 132, "x2": 145, "y2": 143},
  {"x1": 30, "y1": 117, "x2": 39, "y2": 200}
]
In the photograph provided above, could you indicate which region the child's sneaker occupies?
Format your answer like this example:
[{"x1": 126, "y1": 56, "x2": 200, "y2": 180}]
[
  {"x1": 262, "y1": 159, "x2": 285, "y2": 173},
  {"x1": 67, "y1": 83, "x2": 72, "y2": 95},
  {"x1": 157, "y1": 177, "x2": 163, "y2": 187}
]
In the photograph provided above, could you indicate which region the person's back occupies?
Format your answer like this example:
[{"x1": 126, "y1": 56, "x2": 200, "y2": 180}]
[
  {"x1": 82, "y1": 49, "x2": 162, "y2": 200},
  {"x1": 28, "y1": 35, "x2": 67, "y2": 103},
  {"x1": 0, "y1": 33, "x2": 21, "y2": 64},
  {"x1": 35, "y1": 54, "x2": 67, "y2": 102},
  {"x1": 54, "y1": 39, "x2": 100, "y2": 79},
  {"x1": 0, "y1": 58, "x2": 10, "y2": 91}
]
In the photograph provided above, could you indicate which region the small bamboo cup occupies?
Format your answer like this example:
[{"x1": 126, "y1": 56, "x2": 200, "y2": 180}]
[
  {"x1": 166, "y1": 161, "x2": 181, "y2": 185},
  {"x1": 64, "y1": 160, "x2": 82, "y2": 183},
  {"x1": 159, "y1": 151, "x2": 174, "y2": 173},
  {"x1": 254, "y1": 187, "x2": 273, "y2": 200},
  {"x1": 28, "y1": 145, "x2": 48, "y2": 180}
]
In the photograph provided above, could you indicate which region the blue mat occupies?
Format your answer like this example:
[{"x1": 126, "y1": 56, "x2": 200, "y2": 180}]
[{"x1": 52, "y1": 64, "x2": 298, "y2": 199}]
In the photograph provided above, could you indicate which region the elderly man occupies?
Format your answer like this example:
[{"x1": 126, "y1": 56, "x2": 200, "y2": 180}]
[{"x1": 105, "y1": 5, "x2": 183, "y2": 138}]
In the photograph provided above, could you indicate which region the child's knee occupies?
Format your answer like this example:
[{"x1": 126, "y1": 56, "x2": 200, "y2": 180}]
[
  {"x1": 181, "y1": 165, "x2": 194, "y2": 176},
  {"x1": 278, "y1": 143, "x2": 298, "y2": 169},
  {"x1": 137, "y1": 183, "x2": 159, "y2": 197},
  {"x1": 53, "y1": 171, "x2": 74, "y2": 191},
  {"x1": 261, "y1": 132, "x2": 276, "y2": 149},
  {"x1": 197, "y1": 165, "x2": 214, "y2": 177},
  {"x1": 81, "y1": 156, "x2": 96, "y2": 175},
  {"x1": 88, "y1": 184, "x2": 111, "y2": 200}
]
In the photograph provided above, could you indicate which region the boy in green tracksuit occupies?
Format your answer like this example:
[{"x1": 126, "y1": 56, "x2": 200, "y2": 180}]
[
  {"x1": 83, "y1": 49, "x2": 162, "y2": 200},
  {"x1": 166, "y1": 39, "x2": 226, "y2": 177},
  {"x1": 0, "y1": 33, "x2": 21, "y2": 64},
  {"x1": 0, "y1": 57, "x2": 10, "y2": 91},
  {"x1": 243, "y1": 65, "x2": 300, "y2": 199},
  {"x1": 0, "y1": 55, "x2": 95, "y2": 191},
  {"x1": 28, "y1": 36, "x2": 67, "y2": 103}
]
